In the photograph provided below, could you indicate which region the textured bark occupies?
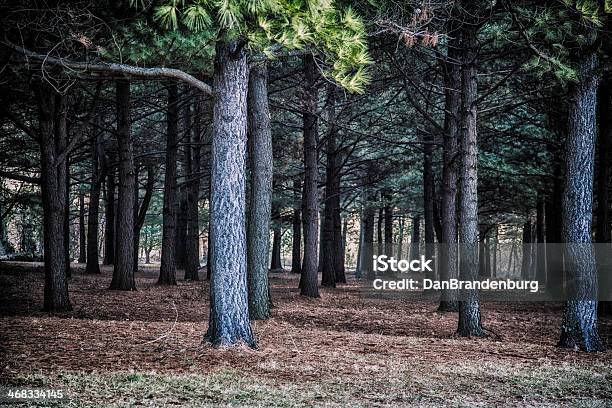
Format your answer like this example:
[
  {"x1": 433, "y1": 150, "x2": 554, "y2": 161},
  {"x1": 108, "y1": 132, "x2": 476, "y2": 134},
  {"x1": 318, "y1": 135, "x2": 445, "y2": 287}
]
[
  {"x1": 457, "y1": 24, "x2": 483, "y2": 337},
  {"x1": 86, "y1": 132, "x2": 102, "y2": 274},
  {"x1": 110, "y1": 80, "x2": 136, "y2": 291},
  {"x1": 158, "y1": 84, "x2": 179, "y2": 286},
  {"x1": 291, "y1": 178, "x2": 302, "y2": 274},
  {"x1": 78, "y1": 191, "x2": 86, "y2": 263},
  {"x1": 36, "y1": 82, "x2": 72, "y2": 312},
  {"x1": 438, "y1": 34, "x2": 461, "y2": 312},
  {"x1": 247, "y1": 63, "x2": 273, "y2": 320},
  {"x1": 204, "y1": 41, "x2": 255, "y2": 347},
  {"x1": 103, "y1": 168, "x2": 116, "y2": 265},
  {"x1": 299, "y1": 55, "x2": 320, "y2": 298},
  {"x1": 558, "y1": 51, "x2": 604, "y2": 352}
]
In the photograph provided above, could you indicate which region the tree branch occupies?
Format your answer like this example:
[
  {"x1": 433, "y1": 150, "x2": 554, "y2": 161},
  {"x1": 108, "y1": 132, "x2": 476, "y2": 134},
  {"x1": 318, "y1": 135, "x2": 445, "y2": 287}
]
[{"x1": 3, "y1": 41, "x2": 214, "y2": 96}]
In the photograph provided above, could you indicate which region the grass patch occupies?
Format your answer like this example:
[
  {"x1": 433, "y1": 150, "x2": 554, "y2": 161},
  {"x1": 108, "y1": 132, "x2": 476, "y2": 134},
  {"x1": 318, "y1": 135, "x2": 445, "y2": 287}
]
[{"x1": 3, "y1": 361, "x2": 610, "y2": 407}]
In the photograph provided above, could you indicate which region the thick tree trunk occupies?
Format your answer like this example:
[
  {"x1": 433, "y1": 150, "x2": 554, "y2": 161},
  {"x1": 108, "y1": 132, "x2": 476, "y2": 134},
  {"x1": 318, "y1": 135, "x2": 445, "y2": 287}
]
[
  {"x1": 558, "y1": 51, "x2": 604, "y2": 352},
  {"x1": 299, "y1": 55, "x2": 320, "y2": 298},
  {"x1": 457, "y1": 25, "x2": 483, "y2": 337},
  {"x1": 103, "y1": 168, "x2": 116, "y2": 265},
  {"x1": 438, "y1": 32, "x2": 461, "y2": 312},
  {"x1": 78, "y1": 191, "x2": 86, "y2": 263},
  {"x1": 247, "y1": 63, "x2": 273, "y2": 320},
  {"x1": 86, "y1": 132, "x2": 102, "y2": 274},
  {"x1": 158, "y1": 84, "x2": 179, "y2": 286},
  {"x1": 110, "y1": 80, "x2": 136, "y2": 291},
  {"x1": 204, "y1": 41, "x2": 255, "y2": 347},
  {"x1": 36, "y1": 83, "x2": 72, "y2": 312},
  {"x1": 291, "y1": 178, "x2": 302, "y2": 274}
]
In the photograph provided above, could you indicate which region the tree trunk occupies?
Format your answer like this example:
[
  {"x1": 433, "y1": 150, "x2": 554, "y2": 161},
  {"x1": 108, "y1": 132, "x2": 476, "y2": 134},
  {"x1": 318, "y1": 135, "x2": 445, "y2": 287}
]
[
  {"x1": 36, "y1": 82, "x2": 72, "y2": 312},
  {"x1": 185, "y1": 97, "x2": 203, "y2": 281},
  {"x1": 409, "y1": 216, "x2": 420, "y2": 261},
  {"x1": 158, "y1": 84, "x2": 179, "y2": 286},
  {"x1": 134, "y1": 166, "x2": 154, "y2": 274},
  {"x1": 299, "y1": 54, "x2": 320, "y2": 298},
  {"x1": 78, "y1": 191, "x2": 86, "y2": 263},
  {"x1": 64, "y1": 146, "x2": 71, "y2": 279},
  {"x1": 383, "y1": 193, "x2": 393, "y2": 257},
  {"x1": 558, "y1": 50, "x2": 604, "y2": 352},
  {"x1": 86, "y1": 131, "x2": 102, "y2": 274},
  {"x1": 457, "y1": 24, "x2": 483, "y2": 337},
  {"x1": 536, "y1": 194, "x2": 546, "y2": 284},
  {"x1": 110, "y1": 80, "x2": 136, "y2": 291},
  {"x1": 175, "y1": 188, "x2": 188, "y2": 269},
  {"x1": 204, "y1": 40, "x2": 255, "y2": 347},
  {"x1": 291, "y1": 178, "x2": 302, "y2": 274},
  {"x1": 438, "y1": 31, "x2": 461, "y2": 312},
  {"x1": 424, "y1": 135, "x2": 435, "y2": 280},
  {"x1": 363, "y1": 192, "x2": 376, "y2": 280},
  {"x1": 247, "y1": 63, "x2": 273, "y2": 320},
  {"x1": 103, "y1": 168, "x2": 116, "y2": 265},
  {"x1": 377, "y1": 206, "x2": 383, "y2": 256},
  {"x1": 270, "y1": 203, "x2": 283, "y2": 272}
]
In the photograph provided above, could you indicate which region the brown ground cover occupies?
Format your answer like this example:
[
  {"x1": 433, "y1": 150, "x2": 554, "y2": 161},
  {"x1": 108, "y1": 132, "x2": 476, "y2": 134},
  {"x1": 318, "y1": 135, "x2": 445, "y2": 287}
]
[{"x1": 0, "y1": 262, "x2": 610, "y2": 407}]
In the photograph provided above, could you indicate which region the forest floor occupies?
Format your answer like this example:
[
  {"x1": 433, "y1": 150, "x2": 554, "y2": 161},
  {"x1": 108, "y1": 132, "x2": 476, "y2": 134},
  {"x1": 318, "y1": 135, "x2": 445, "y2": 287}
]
[{"x1": 0, "y1": 262, "x2": 611, "y2": 407}]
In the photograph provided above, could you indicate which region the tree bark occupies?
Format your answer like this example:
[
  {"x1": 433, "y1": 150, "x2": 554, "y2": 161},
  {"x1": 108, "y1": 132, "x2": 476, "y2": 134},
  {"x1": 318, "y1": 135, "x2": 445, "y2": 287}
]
[
  {"x1": 558, "y1": 50, "x2": 604, "y2": 352},
  {"x1": 438, "y1": 31, "x2": 461, "y2": 312},
  {"x1": 270, "y1": 203, "x2": 283, "y2": 271},
  {"x1": 36, "y1": 82, "x2": 72, "y2": 312},
  {"x1": 78, "y1": 190, "x2": 86, "y2": 263},
  {"x1": 109, "y1": 80, "x2": 136, "y2": 291},
  {"x1": 457, "y1": 24, "x2": 483, "y2": 337},
  {"x1": 204, "y1": 40, "x2": 255, "y2": 347},
  {"x1": 299, "y1": 54, "x2": 320, "y2": 298},
  {"x1": 291, "y1": 178, "x2": 302, "y2": 274},
  {"x1": 103, "y1": 168, "x2": 116, "y2": 265},
  {"x1": 86, "y1": 130, "x2": 102, "y2": 274},
  {"x1": 247, "y1": 63, "x2": 273, "y2": 320},
  {"x1": 409, "y1": 216, "x2": 420, "y2": 261},
  {"x1": 185, "y1": 97, "x2": 203, "y2": 281},
  {"x1": 158, "y1": 84, "x2": 179, "y2": 286},
  {"x1": 424, "y1": 134, "x2": 435, "y2": 281}
]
